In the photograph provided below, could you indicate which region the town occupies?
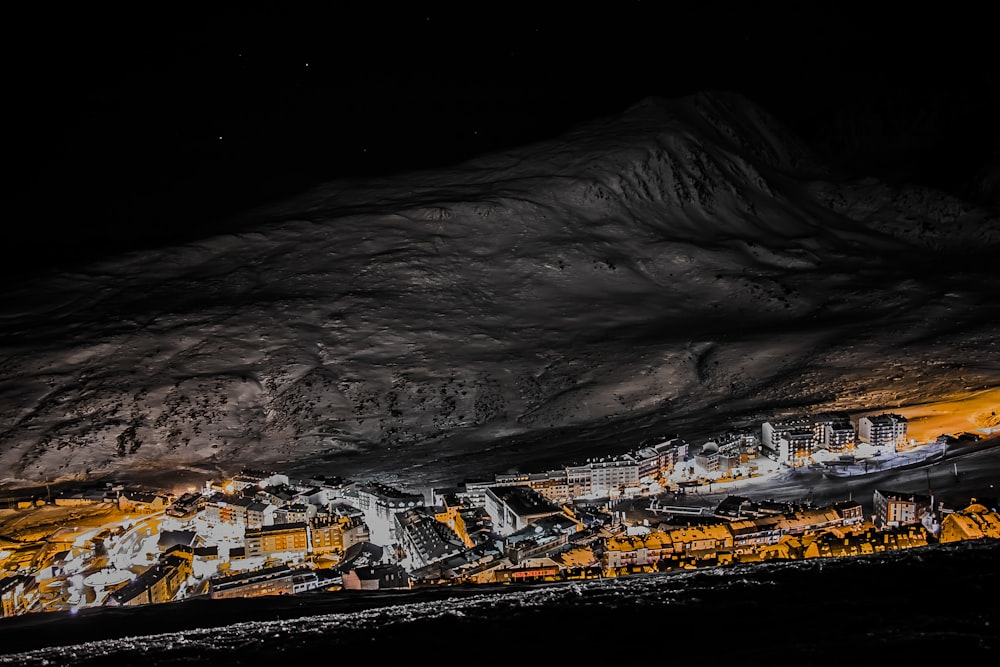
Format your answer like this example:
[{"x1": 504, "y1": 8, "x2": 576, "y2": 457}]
[{"x1": 2, "y1": 410, "x2": 999, "y2": 618}]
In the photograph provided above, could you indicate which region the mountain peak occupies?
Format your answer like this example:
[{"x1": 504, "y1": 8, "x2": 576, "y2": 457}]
[{"x1": 1, "y1": 92, "x2": 997, "y2": 490}]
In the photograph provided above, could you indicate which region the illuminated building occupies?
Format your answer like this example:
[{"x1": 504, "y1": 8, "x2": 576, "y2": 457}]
[
  {"x1": 603, "y1": 524, "x2": 736, "y2": 570},
  {"x1": 255, "y1": 484, "x2": 297, "y2": 507},
  {"x1": 666, "y1": 523, "x2": 735, "y2": 556},
  {"x1": 873, "y1": 489, "x2": 932, "y2": 529},
  {"x1": 695, "y1": 442, "x2": 721, "y2": 472},
  {"x1": 824, "y1": 420, "x2": 856, "y2": 452},
  {"x1": 771, "y1": 506, "x2": 848, "y2": 536},
  {"x1": 394, "y1": 506, "x2": 465, "y2": 569},
  {"x1": 503, "y1": 512, "x2": 581, "y2": 564},
  {"x1": 761, "y1": 416, "x2": 828, "y2": 463},
  {"x1": 493, "y1": 560, "x2": 562, "y2": 583},
  {"x1": 761, "y1": 417, "x2": 814, "y2": 460},
  {"x1": 444, "y1": 438, "x2": 686, "y2": 509},
  {"x1": 341, "y1": 563, "x2": 410, "y2": 590},
  {"x1": 244, "y1": 522, "x2": 309, "y2": 558},
  {"x1": 104, "y1": 552, "x2": 191, "y2": 607},
  {"x1": 309, "y1": 514, "x2": 368, "y2": 555},
  {"x1": 780, "y1": 429, "x2": 818, "y2": 464},
  {"x1": 728, "y1": 516, "x2": 785, "y2": 553},
  {"x1": 566, "y1": 464, "x2": 593, "y2": 498},
  {"x1": 245, "y1": 501, "x2": 274, "y2": 529},
  {"x1": 798, "y1": 524, "x2": 929, "y2": 559},
  {"x1": 712, "y1": 431, "x2": 758, "y2": 457},
  {"x1": 430, "y1": 492, "x2": 465, "y2": 537},
  {"x1": 456, "y1": 506, "x2": 494, "y2": 546},
  {"x1": 418, "y1": 542, "x2": 507, "y2": 584},
  {"x1": 632, "y1": 446, "x2": 665, "y2": 480},
  {"x1": 450, "y1": 480, "x2": 492, "y2": 508},
  {"x1": 587, "y1": 455, "x2": 639, "y2": 497},
  {"x1": 230, "y1": 470, "x2": 289, "y2": 492},
  {"x1": 117, "y1": 490, "x2": 170, "y2": 513},
  {"x1": 494, "y1": 472, "x2": 530, "y2": 487},
  {"x1": 858, "y1": 413, "x2": 908, "y2": 450},
  {"x1": 204, "y1": 495, "x2": 254, "y2": 526},
  {"x1": 295, "y1": 486, "x2": 330, "y2": 508},
  {"x1": 527, "y1": 469, "x2": 571, "y2": 504},
  {"x1": 208, "y1": 564, "x2": 296, "y2": 599},
  {"x1": 484, "y1": 486, "x2": 564, "y2": 536},
  {"x1": 938, "y1": 501, "x2": 1000, "y2": 543},
  {"x1": 167, "y1": 492, "x2": 204, "y2": 518},
  {"x1": 831, "y1": 500, "x2": 865, "y2": 525},
  {"x1": 350, "y1": 482, "x2": 425, "y2": 546},
  {"x1": 274, "y1": 502, "x2": 310, "y2": 525},
  {"x1": 603, "y1": 532, "x2": 672, "y2": 569},
  {"x1": 632, "y1": 437, "x2": 690, "y2": 479}
]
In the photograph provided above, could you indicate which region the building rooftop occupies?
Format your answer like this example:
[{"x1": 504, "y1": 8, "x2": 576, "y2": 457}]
[
  {"x1": 210, "y1": 565, "x2": 293, "y2": 592},
  {"x1": 245, "y1": 522, "x2": 308, "y2": 535},
  {"x1": 489, "y1": 486, "x2": 562, "y2": 517}
]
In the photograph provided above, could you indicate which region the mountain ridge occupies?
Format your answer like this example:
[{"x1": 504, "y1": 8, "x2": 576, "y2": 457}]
[{"x1": 1, "y1": 91, "x2": 998, "y2": 490}]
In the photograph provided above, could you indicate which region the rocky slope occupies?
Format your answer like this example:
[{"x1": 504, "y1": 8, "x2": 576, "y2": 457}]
[{"x1": 1, "y1": 91, "x2": 998, "y2": 490}]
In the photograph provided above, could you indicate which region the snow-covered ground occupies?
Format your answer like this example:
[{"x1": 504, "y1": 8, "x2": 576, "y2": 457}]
[{"x1": 1, "y1": 91, "x2": 998, "y2": 492}]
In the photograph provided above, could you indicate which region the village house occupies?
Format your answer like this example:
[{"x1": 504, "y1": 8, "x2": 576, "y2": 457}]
[
  {"x1": 873, "y1": 489, "x2": 933, "y2": 529},
  {"x1": 341, "y1": 563, "x2": 410, "y2": 591},
  {"x1": 394, "y1": 506, "x2": 465, "y2": 570},
  {"x1": 938, "y1": 501, "x2": 1000, "y2": 543},
  {"x1": 423, "y1": 541, "x2": 508, "y2": 584},
  {"x1": 167, "y1": 492, "x2": 204, "y2": 518},
  {"x1": 493, "y1": 557, "x2": 563, "y2": 583},
  {"x1": 777, "y1": 506, "x2": 848, "y2": 535},
  {"x1": 728, "y1": 516, "x2": 785, "y2": 552},
  {"x1": 603, "y1": 531, "x2": 672, "y2": 569},
  {"x1": 274, "y1": 502, "x2": 310, "y2": 525},
  {"x1": 203, "y1": 494, "x2": 254, "y2": 526},
  {"x1": 526, "y1": 469, "x2": 571, "y2": 504},
  {"x1": 801, "y1": 525, "x2": 929, "y2": 558},
  {"x1": 209, "y1": 564, "x2": 296, "y2": 599},
  {"x1": 666, "y1": 523, "x2": 735, "y2": 556},
  {"x1": 348, "y1": 482, "x2": 425, "y2": 547},
  {"x1": 105, "y1": 550, "x2": 192, "y2": 607},
  {"x1": 244, "y1": 522, "x2": 309, "y2": 559},
  {"x1": 503, "y1": 511, "x2": 582, "y2": 565},
  {"x1": 484, "y1": 485, "x2": 565, "y2": 536},
  {"x1": 309, "y1": 513, "x2": 369, "y2": 557},
  {"x1": 118, "y1": 489, "x2": 170, "y2": 513},
  {"x1": 858, "y1": 413, "x2": 909, "y2": 450}
]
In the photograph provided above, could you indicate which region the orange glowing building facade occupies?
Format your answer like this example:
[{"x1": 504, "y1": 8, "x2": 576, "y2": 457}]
[
  {"x1": 245, "y1": 522, "x2": 309, "y2": 557},
  {"x1": 209, "y1": 565, "x2": 296, "y2": 599}
]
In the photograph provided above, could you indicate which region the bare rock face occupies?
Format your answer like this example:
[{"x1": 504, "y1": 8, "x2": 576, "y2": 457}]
[{"x1": 2, "y1": 91, "x2": 999, "y2": 489}]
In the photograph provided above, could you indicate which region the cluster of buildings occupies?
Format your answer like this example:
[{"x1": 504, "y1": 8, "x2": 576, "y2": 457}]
[
  {"x1": 497, "y1": 411, "x2": 915, "y2": 497},
  {"x1": 1, "y1": 410, "x2": 996, "y2": 618},
  {"x1": 759, "y1": 412, "x2": 911, "y2": 463},
  {"x1": 604, "y1": 490, "x2": 1000, "y2": 573},
  {"x1": 448, "y1": 411, "x2": 912, "y2": 501}
]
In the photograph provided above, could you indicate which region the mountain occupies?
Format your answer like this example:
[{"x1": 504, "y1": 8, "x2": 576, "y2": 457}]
[{"x1": 2, "y1": 90, "x2": 998, "y2": 491}]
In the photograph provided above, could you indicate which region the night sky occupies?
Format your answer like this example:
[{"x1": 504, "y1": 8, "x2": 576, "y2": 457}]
[{"x1": 13, "y1": 5, "x2": 998, "y2": 279}]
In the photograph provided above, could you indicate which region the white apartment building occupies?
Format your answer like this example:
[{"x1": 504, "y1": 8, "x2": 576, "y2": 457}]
[{"x1": 858, "y1": 413, "x2": 908, "y2": 450}]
